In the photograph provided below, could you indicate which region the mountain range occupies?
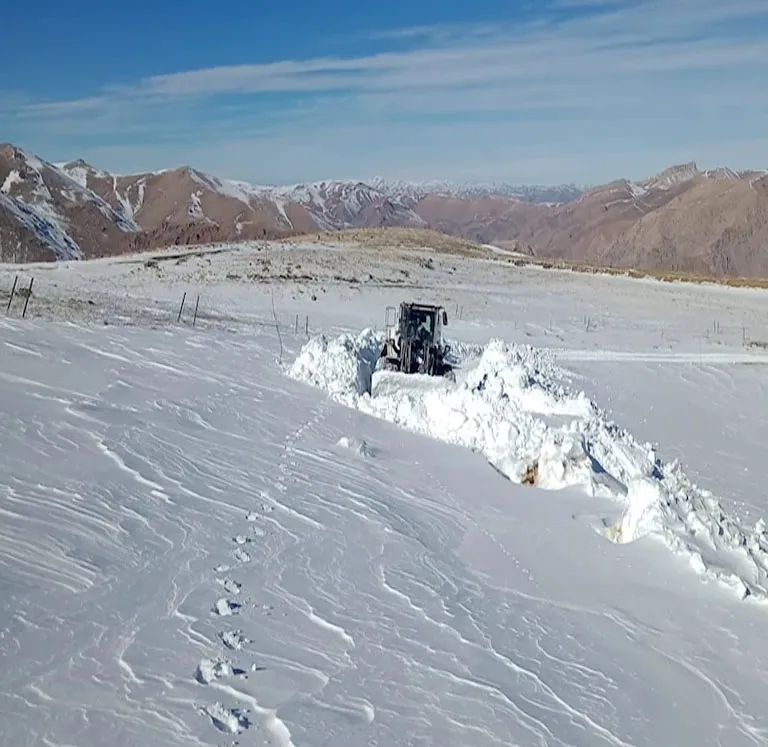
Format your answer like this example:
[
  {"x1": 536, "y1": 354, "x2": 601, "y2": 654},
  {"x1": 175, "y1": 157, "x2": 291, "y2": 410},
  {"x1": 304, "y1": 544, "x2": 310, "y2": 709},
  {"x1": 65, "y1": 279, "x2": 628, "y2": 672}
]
[{"x1": 1, "y1": 141, "x2": 767, "y2": 277}]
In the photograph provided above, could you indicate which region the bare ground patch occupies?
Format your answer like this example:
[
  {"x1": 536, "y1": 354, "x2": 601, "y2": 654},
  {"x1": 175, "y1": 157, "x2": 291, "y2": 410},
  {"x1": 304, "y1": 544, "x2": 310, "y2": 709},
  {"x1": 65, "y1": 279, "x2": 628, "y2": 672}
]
[
  {"x1": 280, "y1": 227, "x2": 494, "y2": 258},
  {"x1": 504, "y1": 256, "x2": 768, "y2": 290}
]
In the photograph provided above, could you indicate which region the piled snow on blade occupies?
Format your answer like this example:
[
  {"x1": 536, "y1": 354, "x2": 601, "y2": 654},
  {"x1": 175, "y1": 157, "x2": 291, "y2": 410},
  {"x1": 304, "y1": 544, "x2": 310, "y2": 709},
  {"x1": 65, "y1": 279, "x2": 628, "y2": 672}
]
[
  {"x1": 287, "y1": 328, "x2": 382, "y2": 398},
  {"x1": 289, "y1": 332, "x2": 768, "y2": 602}
]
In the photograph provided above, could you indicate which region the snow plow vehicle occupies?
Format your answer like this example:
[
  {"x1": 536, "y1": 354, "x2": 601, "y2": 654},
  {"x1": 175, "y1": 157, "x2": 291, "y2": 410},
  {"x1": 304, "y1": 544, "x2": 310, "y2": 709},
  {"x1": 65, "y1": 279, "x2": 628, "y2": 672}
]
[{"x1": 377, "y1": 301, "x2": 454, "y2": 379}]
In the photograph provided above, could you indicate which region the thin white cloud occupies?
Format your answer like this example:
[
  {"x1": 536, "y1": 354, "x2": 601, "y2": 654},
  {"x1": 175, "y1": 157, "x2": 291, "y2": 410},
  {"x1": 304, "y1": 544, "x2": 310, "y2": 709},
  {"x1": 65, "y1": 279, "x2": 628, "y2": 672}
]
[
  {"x1": 13, "y1": 0, "x2": 768, "y2": 108},
  {"x1": 4, "y1": 0, "x2": 768, "y2": 182}
]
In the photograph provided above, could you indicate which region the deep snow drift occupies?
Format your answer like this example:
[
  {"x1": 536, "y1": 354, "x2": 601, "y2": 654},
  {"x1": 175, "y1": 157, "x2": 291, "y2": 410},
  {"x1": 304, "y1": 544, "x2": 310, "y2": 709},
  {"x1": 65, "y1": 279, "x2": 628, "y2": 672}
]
[{"x1": 289, "y1": 329, "x2": 768, "y2": 601}]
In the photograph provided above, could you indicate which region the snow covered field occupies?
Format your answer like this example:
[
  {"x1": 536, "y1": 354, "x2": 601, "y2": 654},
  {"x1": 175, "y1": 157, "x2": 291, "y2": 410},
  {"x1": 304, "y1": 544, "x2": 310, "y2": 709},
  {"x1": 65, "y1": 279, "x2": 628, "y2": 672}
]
[{"x1": 2, "y1": 239, "x2": 768, "y2": 746}]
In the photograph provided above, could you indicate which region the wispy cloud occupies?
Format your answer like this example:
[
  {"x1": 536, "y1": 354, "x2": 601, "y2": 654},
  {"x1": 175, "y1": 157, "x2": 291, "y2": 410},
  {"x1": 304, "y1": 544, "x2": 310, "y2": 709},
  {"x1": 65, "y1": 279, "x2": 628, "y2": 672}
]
[{"x1": 4, "y1": 0, "x2": 768, "y2": 183}]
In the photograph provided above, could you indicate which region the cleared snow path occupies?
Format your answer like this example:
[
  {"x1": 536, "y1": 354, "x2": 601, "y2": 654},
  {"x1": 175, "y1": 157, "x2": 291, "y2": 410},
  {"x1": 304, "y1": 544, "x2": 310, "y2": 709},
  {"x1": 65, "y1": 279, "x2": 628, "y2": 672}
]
[{"x1": 289, "y1": 329, "x2": 768, "y2": 602}]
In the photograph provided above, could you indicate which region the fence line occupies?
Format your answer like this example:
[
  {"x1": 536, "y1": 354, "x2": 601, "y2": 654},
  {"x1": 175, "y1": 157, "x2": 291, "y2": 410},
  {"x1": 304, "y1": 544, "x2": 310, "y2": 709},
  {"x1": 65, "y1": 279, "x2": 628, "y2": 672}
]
[
  {"x1": 3, "y1": 275, "x2": 34, "y2": 318},
  {"x1": 3, "y1": 275, "x2": 768, "y2": 358}
]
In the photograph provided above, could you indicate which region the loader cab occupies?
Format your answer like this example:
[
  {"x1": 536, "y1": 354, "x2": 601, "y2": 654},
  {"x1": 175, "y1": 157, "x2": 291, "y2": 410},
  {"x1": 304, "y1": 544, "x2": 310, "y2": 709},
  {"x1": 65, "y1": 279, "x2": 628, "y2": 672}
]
[
  {"x1": 378, "y1": 301, "x2": 454, "y2": 379},
  {"x1": 398, "y1": 302, "x2": 447, "y2": 346}
]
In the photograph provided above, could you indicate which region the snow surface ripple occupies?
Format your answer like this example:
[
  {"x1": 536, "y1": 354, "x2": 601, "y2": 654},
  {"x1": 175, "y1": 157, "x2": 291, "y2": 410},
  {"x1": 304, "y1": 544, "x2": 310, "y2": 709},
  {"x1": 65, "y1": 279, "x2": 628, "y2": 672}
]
[{"x1": 3, "y1": 318, "x2": 768, "y2": 746}]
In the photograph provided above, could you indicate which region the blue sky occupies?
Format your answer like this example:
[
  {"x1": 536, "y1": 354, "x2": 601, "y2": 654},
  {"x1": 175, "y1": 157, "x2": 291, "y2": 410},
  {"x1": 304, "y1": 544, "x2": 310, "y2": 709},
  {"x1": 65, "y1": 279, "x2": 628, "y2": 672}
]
[{"x1": 2, "y1": 0, "x2": 767, "y2": 185}]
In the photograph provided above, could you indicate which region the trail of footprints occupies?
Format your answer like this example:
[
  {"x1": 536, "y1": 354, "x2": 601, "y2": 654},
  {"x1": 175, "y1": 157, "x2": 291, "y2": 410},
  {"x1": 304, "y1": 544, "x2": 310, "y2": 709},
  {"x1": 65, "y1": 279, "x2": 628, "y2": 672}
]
[
  {"x1": 196, "y1": 505, "x2": 275, "y2": 738},
  {"x1": 197, "y1": 413, "x2": 325, "y2": 739}
]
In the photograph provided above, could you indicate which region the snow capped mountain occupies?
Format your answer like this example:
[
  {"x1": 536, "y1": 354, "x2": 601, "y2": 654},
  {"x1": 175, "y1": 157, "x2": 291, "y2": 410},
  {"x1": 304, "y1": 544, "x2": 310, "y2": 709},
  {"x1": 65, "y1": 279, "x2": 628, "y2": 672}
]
[
  {"x1": 5, "y1": 143, "x2": 768, "y2": 277},
  {"x1": 186, "y1": 168, "x2": 267, "y2": 207},
  {"x1": 585, "y1": 162, "x2": 739, "y2": 205},
  {"x1": 60, "y1": 162, "x2": 427, "y2": 236},
  {"x1": 637, "y1": 161, "x2": 701, "y2": 192},
  {"x1": 628, "y1": 161, "x2": 739, "y2": 195},
  {"x1": 368, "y1": 177, "x2": 585, "y2": 205},
  {"x1": 60, "y1": 159, "x2": 166, "y2": 223},
  {"x1": 58, "y1": 157, "x2": 112, "y2": 189},
  {"x1": 265, "y1": 180, "x2": 426, "y2": 230},
  {"x1": 2, "y1": 146, "x2": 139, "y2": 234},
  {"x1": 176, "y1": 171, "x2": 427, "y2": 230},
  {"x1": 703, "y1": 166, "x2": 740, "y2": 181},
  {"x1": 0, "y1": 144, "x2": 140, "y2": 262}
]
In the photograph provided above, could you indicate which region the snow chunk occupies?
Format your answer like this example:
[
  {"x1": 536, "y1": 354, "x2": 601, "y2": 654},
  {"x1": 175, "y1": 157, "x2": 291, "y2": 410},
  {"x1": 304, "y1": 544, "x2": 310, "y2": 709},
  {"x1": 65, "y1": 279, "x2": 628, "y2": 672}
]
[
  {"x1": 337, "y1": 436, "x2": 376, "y2": 457},
  {"x1": 288, "y1": 328, "x2": 382, "y2": 399},
  {"x1": 605, "y1": 477, "x2": 664, "y2": 543},
  {"x1": 463, "y1": 339, "x2": 593, "y2": 417}
]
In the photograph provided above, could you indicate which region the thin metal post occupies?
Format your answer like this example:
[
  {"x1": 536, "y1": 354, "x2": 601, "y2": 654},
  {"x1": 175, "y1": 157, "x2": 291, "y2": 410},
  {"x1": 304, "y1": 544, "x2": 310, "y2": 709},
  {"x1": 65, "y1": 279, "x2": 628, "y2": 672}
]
[
  {"x1": 6, "y1": 275, "x2": 18, "y2": 313},
  {"x1": 21, "y1": 277, "x2": 33, "y2": 318},
  {"x1": 177, "y1": 292, "x2": 187, "y2": 322}
]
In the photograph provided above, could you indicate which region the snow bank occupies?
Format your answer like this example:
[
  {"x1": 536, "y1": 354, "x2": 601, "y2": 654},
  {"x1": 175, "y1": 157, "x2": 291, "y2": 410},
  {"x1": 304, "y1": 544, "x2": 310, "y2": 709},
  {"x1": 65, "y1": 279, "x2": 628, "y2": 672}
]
[
  {"x1": 289, "y1": 332, "x2": 768, "y2": 602},
  {"x1": 287, "y1": 328, "x2": 382, "y2": 399}
]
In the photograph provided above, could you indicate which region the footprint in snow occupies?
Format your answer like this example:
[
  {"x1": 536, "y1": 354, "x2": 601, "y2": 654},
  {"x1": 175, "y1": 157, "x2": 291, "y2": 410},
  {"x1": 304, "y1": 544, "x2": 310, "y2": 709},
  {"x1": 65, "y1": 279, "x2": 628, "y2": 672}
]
[
  {"x1": 195, "y1": 657, "x2": 234, "y2": 684},
  {"x1": 234, "y1": 548, "x2": 251, "y2": 563},
  {"x1": 219, "y1": 629, "x2": 249, "y2": 651},
  {"x1": 214, "y1": 564, "x2": 231, "y2": 573},
  {"x1": 233, "y1": 534, "x2": 251, "y2": 545},
  {"x1": 213, "y1": 598, "x2": 242, "y2": 617},
  {"x1": 217, "y1": 578, "x2": 242, "y2": 595},
  {"x1": 198, "y1": 702, "x2": 250, "y2": 734},
  {"x1": 195, "y1": 657, "x2": 248, "y2": 684}
]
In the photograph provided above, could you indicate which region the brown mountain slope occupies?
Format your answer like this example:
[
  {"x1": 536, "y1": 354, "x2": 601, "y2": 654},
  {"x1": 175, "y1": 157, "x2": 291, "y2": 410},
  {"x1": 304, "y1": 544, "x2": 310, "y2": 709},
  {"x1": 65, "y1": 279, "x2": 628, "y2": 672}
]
[
  {"x1": 411, "y1": 193, "x2": 547, "y2": 245},
  {"x1": 411, "y1": 163, "x2": 768, "y2": 277},
  {"x1": 62, "y1": 161, "x2": 298, "y2": 234},
  {"x1": 414, "y1": 168, "x2": 712, "y2": 261},
  {"x1": 600, "y1": 174, "x2": 768, "y2": 276},
  {"x1": 520, "y1": 173, "x2": 702, "y2": 261}
]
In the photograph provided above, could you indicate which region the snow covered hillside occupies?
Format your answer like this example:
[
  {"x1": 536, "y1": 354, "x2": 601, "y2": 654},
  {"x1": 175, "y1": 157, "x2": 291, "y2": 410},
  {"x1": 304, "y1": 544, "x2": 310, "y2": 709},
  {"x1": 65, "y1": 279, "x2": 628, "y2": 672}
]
[{"x1": 2, "y1": 238, "x2": 768, "y2": 745}]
